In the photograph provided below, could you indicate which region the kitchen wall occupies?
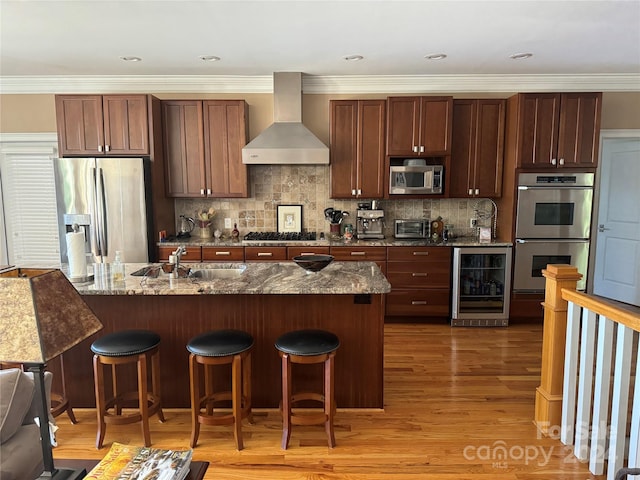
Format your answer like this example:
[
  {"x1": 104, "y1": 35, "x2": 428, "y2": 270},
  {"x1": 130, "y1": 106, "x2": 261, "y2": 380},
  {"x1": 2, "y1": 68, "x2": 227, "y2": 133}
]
[
  {"x1": 2, "y1": 91, "x2": 639, "y2": 240},
  {"x1": 177, "y1": 165, "x2": 483, "y2": 239}
]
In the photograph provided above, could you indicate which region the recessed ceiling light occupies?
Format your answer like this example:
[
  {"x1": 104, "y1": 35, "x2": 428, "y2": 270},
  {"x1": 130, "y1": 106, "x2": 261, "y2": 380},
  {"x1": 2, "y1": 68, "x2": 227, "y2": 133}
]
[
  {"x1": 424, "y1": 53, "x2": 447, "y2": 60},
  {"x1": 510, "y1": 52, "x2": 533, "y2": 60},
  {"x1": 199, "y1": 55, "x2": 221, "y2": 62},
  {"x1": 120, "y1": 56, "x2": 142, "y2": 62},
  {"x1": 343, "y1": 55, "x2": 364, "y2": 62}
]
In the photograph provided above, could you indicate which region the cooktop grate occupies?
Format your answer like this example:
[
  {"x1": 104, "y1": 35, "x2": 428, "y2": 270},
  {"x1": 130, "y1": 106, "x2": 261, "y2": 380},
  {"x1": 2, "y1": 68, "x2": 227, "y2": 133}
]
[{"x1": 243, "y1": 231, "x2": 317, "y2": 242}]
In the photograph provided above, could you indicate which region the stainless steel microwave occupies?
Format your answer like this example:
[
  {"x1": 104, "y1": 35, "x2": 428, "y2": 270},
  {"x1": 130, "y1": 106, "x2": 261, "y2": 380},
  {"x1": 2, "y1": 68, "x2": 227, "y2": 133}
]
[
  {"x1": 394, "y1": 219, "x2": 430, "y2": 239},
  {"x1": 389, "y1": 164, "x2": 443, "y2": 195}
]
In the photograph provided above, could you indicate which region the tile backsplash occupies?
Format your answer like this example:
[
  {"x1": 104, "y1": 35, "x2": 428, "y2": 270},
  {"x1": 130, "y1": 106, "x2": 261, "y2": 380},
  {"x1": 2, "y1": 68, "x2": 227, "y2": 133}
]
[{"x1": 175, "y1": 165, "x2": 494, "y2": 239}]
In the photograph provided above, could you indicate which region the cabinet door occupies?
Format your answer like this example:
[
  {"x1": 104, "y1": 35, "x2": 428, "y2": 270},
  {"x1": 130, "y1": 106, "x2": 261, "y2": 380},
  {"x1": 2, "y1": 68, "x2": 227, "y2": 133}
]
[
  {"x1": 157, "y1": 246, "x2": 201, "y2": 262},
  {"x1": 386, "y1": 96, "x2": 420, "y2": 156},
  {"x1": 473, "y1": 99, "x2": 505, "y2": 197},
  {"x1": 358, "y1": 100, "x2": 386, "y2": 198},
  {"x1": 55, "y1": 95, "x2": 104, "y2": 156},
  {"x1": 244, "y1": 246, "x2": 287, "y2": 261},
  {"x1": 516, "y1": 94, "x2": 561, "y2": 169},
  {"x1": 557, "y1": 93, "x2": 602, "y2": 168},
  {"x1": 203, "y1": 101, "x2": 249, "y2": 198},
  {"x1": 201, "y1": 246, "x2": 244, "y2": 261},
  {"x1": 102, "y1": 95, "x2": 149, "y2": 155},
  {"x1": 419, "y1": 97, "x2": 453, "y2": 155},
  {"x1": 450, "y1": 100, "x2": 476, "y2": 197},
  {"x1": 329, "y1": 100, "x2": 358, "y2": 198},
  {"x1": 162, "y1": 101, "x2": 205, "y2": 197}
]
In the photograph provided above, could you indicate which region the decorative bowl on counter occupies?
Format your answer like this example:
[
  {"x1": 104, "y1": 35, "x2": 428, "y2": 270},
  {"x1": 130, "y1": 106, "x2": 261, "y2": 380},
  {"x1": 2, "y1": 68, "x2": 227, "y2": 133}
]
[{"x1": 292, "y1": 254, "x2": 334, "y2": 273}]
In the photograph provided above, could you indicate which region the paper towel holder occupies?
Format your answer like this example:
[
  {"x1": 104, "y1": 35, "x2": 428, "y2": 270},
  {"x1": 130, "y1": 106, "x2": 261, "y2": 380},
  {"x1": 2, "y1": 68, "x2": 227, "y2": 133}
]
[{"x1": 67, "y1": 223, "x2": 94, "y2": 284}]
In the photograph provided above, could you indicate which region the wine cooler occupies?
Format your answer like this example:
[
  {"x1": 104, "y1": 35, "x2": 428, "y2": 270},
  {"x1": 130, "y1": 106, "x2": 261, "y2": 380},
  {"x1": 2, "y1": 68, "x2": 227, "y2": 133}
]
[{"x1": 452, "y1": 246, "x2": 512, "y2": 326}]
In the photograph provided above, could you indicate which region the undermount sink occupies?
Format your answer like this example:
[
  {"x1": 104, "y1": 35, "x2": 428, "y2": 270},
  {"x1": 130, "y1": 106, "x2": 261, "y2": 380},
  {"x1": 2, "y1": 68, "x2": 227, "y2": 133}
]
[{"x1": 188, "y1": 265, "x2": 246, "y2": 280}]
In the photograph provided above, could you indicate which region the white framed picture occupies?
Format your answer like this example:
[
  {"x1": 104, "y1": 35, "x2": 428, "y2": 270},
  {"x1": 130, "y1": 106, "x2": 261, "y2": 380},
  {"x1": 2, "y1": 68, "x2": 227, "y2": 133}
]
[{"x1": 277, "y1": 204, "x2": 303, "y2": 233}]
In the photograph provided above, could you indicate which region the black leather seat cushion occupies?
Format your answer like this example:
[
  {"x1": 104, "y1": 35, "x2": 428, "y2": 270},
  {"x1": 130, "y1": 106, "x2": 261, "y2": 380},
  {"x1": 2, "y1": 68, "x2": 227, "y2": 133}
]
[
  {"x1": 275, "y1": 329, "x2": 340, "y2": 356},
  {"x1": 187, "y1": 329, "x2": 254, "y2": 357},
  {"x1": 91, "y1": 330, "x2": 160, "y2": 357}
]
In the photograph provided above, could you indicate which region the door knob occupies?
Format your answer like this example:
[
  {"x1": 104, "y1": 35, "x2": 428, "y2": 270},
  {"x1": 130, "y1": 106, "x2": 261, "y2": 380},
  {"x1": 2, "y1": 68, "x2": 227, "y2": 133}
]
[{"x1": 598, "y1": 224, "x2": 610, "y2": 232}]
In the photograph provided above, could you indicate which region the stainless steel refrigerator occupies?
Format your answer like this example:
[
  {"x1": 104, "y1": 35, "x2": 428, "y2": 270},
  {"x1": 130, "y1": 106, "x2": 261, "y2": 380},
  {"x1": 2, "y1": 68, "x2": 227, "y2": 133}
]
[{"x1": 54, "y1": 157, "x2": 152, "y2": 264}]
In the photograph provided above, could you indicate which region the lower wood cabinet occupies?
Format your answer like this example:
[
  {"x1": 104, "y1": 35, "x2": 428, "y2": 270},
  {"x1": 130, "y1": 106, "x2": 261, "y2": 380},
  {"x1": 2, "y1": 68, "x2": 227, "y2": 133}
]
[
  {"x1": 330, "y1": 246, "x2": 387, "y2": 274},
  {"x1": 201, "y1": 246, "x2": 244, "y2": 262},
  {"x1": 157, "y1": 246, "x2": 201, "y2": 262},
  {"x1": 385, "y1": 246, "x2": 452, "y2": 317}
]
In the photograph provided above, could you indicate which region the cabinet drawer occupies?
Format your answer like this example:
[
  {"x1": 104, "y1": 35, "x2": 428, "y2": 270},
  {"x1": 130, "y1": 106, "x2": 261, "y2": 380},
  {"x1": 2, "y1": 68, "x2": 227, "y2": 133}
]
[
  {"x1": 330, "y1": 246, "x2": 387, "y2": 261},
  {"x1": 385, "y1": 289, "x2": 451, "y2": 317},
  {"x1": 201, "y1": 247, "x2": 244, "y2": 261},
  {"x1": 245, "y1": 246, "x2": 287, "y2": 261},
  {"x1": 157, "y1": 246, "x2": 201, "y2": 262},
  {"x1": 387, "y1": 246, "x2": 451, "y2": 262},
  {"x1": 287, "y1": 246, "x2": 331, "y2": 259},
  {"x1": 386, "y1": 267, "x2": 451, "y2": 288}
]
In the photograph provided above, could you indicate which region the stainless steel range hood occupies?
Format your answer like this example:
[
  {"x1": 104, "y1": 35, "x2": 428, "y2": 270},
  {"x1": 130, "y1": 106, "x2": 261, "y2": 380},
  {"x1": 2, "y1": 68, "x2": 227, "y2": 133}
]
[{"x1": 242, "y1": 72, "x2": 329, "y2": 165}]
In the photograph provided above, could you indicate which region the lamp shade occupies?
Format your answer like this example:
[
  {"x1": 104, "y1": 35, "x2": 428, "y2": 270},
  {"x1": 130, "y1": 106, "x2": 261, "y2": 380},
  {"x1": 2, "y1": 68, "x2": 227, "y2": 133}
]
[{"x1": 0, "y1": 268, "x2": 103, "y2": 363}]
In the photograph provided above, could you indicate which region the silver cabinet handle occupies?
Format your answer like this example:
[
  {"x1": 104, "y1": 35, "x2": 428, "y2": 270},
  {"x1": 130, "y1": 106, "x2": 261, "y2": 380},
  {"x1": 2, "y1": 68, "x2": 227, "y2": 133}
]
[
  {"x1": 357, "y1": 189, "x2": 362, "y2": 195},
  {"x1": 257, "y1": 252, "x2": 273, "y2": 257},
  {"x1": 300, "y1": 252, "x2": 315, "y2": 256},
  {"x1": 411, "y1": 300, "x2": 427, "y2": 305},
  {"x1": 350, "y1": 252, "x2": 366, "y2": 256},
  {"x1": 551, "y1": 158, "x2": 557, "y2": 165},
  {"x1": 412, "y1": 273, "x2": 428, "y2": 277},
  {"x1": 413, "y1": 251, "x2": 429, "y2": 256},
  {"x1": 200, "y1": 188, "x2": 205, "y2": 195},
  {"x1": 412, "y1": 146, "x2": 418, "y2": 153},
  {"x1": 97, "y1": 145, "x2": 103, "y2": 152},
  {"x1": 215, "y1": 251, "x2": 231, "y2": 256},
  {"x1": 352, "y1": 189, "x2": 356, "y2": 195},
  {"x1": 207, "y1": 188, "x2": 212, "y2": 195},
  {"x1": 468, "y1": 189, "x2": 473, "y2": 195},
  {"x1": 419, "y1": 145, "x2": 425, "y2": 153},
  {"x1": 105, "y1": 145, "x2": 110, "y2": 152},
  {"x1": 598, "y1": 224, "x2": 610, "y2": 232},
  {"x1": 475, "y1": 189, "x2": 479, "y2": 195},
  {"x1": 559, "y1": 158, "x2": 565, "y2": 166}
]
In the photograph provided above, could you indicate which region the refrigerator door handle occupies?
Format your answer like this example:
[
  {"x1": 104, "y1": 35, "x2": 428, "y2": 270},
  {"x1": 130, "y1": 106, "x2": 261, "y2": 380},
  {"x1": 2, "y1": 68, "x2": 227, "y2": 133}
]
[
  {"x1": 96, "y1": 167, "x2": 109, "y2": 257},
  {"x1": 89, "y1": 166, "x2": 101, "y2": 256}
]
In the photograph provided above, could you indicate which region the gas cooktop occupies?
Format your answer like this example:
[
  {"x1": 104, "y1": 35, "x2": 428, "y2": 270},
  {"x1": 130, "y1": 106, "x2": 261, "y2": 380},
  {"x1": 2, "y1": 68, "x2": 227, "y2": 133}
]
[{"x1": 243, "y1": 231, "x2": 320, "y2": 243}]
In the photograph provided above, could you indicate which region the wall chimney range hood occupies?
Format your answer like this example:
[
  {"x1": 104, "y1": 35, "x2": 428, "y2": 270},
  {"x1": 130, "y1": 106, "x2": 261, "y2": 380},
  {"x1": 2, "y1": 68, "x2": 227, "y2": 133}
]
[{"x1": 242, "y1": 72, "x2": 329, "y2": 165}]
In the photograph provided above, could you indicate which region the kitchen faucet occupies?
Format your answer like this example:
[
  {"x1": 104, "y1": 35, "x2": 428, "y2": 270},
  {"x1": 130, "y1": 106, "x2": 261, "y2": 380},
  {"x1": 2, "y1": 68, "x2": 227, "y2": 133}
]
[{"x1": 168, "y1": 245, "x2": 187, "y2": 278}]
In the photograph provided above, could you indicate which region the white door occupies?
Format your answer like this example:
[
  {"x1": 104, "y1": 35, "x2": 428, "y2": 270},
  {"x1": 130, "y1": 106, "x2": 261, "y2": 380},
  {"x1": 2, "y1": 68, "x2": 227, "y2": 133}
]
[{"x1": 593, "y1": 137, "x2": 640, "y2": 306}]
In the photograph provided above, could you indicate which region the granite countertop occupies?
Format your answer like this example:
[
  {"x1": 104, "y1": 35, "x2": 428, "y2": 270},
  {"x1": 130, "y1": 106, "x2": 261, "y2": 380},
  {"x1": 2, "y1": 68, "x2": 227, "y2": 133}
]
[
  {"x1": 158, "y1": 236, "x2": 512, "y2": 248},
  {"x1": 73, "y1": 261, "x2": 391, "y2": 296}
]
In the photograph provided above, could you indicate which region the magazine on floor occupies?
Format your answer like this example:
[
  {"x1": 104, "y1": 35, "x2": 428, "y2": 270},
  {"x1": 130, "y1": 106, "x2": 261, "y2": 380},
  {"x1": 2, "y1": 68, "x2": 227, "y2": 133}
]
[{"x1": 84, "y1": 442, "x2": 192, "y2": 480}]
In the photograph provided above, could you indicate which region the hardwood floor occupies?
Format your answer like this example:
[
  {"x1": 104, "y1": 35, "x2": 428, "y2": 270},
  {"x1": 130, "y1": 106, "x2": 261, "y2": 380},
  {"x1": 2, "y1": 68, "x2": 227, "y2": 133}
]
[{"x1": 52, "y1": 322, "x2": 605, "y2": 479}]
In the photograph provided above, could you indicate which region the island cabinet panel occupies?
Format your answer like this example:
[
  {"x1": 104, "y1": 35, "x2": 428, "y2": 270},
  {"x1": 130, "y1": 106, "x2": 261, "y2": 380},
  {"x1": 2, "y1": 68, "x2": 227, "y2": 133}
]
[
  {"x1": 329, "y1": 100, "x2": 386, "y2": 199},
  {"x1": 55, "y1": 95, "x2": 150, "y2": 157},
  {"x1": 244, "y1": 246, "x2": 287, "y2": 261},
  {"x1": 386, "y1": 246, "x2": 452, "y2": 317},
  {"x1": 287, "y1": 246, "x2": 331, "y2": 259},
  {"x1": 157, "y1": 245, "x2": 201, "y2": 262},
  {"x1": 59, "y1": 294, "x2": 385, "y2": 409},
  {"x1": 450, "y1": 99, "x2": 505, "y2": 198},
  {"x1": 386, "y1": 96, "x2": 453, "y2": 157},
  {"x1": 509, "y1": 92, "x2": 601, "y2": 170},
  {"x1": 201, "y1": 246, "x2": 244, "y2": 261}
]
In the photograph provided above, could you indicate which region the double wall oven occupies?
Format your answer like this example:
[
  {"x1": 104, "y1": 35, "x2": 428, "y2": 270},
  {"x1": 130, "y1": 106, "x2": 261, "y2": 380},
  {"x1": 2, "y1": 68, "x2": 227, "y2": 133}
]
[{"x1": 513, "y1": 172, "x2": 594, "y2": 292}]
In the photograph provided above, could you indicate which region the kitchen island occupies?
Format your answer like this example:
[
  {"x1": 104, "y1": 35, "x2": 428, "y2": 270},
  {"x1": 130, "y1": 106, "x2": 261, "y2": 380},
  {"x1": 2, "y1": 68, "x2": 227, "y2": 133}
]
[{"x1": 59, "y1": 261, "x2": 390, "y2": 409}]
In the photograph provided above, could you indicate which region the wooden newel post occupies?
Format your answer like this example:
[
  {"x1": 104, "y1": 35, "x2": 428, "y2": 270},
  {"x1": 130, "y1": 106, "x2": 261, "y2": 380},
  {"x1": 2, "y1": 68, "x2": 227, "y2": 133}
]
[{"x1": 535, "y1": 264, "x2": 582, "y2": 437}]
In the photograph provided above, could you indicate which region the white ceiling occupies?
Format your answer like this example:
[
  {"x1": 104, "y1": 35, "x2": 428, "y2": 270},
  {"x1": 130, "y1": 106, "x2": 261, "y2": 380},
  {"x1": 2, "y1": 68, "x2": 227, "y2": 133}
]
[{"x1": 1, "y1": 0, "x2": 639, "y2": 93}]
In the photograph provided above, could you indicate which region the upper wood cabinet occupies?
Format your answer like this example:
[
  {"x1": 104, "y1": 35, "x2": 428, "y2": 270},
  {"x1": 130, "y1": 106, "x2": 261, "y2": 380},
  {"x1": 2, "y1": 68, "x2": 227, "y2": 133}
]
[
  {"x1": 162, "y1": 100, "x2": 249, "y2": 198},
  {"x1": 510, "y1": 93, "x2": 602, "y2": 169},
  {"x1": 330, "y1": 100, "x2": 386, "y2": 199},
  {"x1": 55, "y1": 95, "x2": 150, "y2": 157},
  {"x1": 386, "y1": 96, "x2": 453, "y2": 157},
  {"x1": 450, "y1": 99, "x2": 506, "y2": 198}
]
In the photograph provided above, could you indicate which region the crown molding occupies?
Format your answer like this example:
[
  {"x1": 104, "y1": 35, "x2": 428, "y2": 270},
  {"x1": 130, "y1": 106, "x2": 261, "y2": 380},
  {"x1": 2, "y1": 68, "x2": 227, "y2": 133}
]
[{"x1": 1, "y1": 73, "x2": 638, "y2": 94}]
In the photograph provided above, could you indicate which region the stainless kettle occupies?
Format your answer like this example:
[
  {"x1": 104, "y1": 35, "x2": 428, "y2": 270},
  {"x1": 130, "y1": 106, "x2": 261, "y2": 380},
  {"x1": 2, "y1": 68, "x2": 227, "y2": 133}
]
[{"x1": 178, "y1": 215, "x2": 195, "y2": 237}]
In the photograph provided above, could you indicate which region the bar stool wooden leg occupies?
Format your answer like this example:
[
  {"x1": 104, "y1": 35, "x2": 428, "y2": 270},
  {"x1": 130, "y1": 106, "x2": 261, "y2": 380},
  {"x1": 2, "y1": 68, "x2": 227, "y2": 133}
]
[
  {"x1": 151, "y1": 348, "x2": 165, "y2": 423},
  {"x1": 111, "y1": 364, "x2": 121, "y2": 416},
  {"x1": 244, "y1": 350, "x2": 253, "y2": 424},
  {"x1": 325, "y1": 352, "x2": 336, "y2": 448},
  {"x1": 232, "y1": 354, "x2": 243, "y2": 450},
  {"x1": 189, "y1": 354, "x2": 201, "y2": 448},
  {"x1": 137, "y1": 353, "x2": 151, "y2": 447},
  {"x1": 93, "y1": 355, "x2": 106, "y2": 449},
  {"x1": 281, "y1": 353, "x2": 292, "y2": 450}
]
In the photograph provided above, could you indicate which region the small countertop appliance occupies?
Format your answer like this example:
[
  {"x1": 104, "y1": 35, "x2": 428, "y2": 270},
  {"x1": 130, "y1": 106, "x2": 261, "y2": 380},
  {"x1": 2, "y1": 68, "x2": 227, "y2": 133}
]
[{"x1": 356, "y1": 208, "x2": 385, "y2": 239}]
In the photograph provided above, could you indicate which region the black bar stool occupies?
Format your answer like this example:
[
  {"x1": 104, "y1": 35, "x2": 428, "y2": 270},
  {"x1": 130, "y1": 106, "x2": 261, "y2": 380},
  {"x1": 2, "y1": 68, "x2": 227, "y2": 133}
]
[
  {"x1": 187, "y1": 329, "x2": 253, "y2": 450},
  {"x1": 91, "y1": 330, "x2": 165, "y2": 448},
  {"x1": 275, "y1": 329, "x2": 339, "y2": 449}
]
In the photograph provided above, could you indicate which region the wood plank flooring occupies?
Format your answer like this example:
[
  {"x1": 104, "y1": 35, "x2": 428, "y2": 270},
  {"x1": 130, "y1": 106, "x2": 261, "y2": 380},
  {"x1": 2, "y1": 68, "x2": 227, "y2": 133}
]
[{"x1": 52, "y1": 322, "x2": 605, "y2": 479}]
